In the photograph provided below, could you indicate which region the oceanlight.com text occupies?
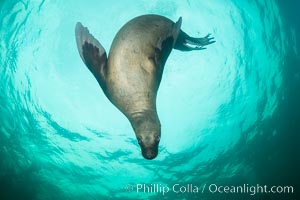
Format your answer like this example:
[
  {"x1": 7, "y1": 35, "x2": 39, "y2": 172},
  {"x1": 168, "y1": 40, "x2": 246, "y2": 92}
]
[{"x1": 124, "y1": 183, "x2": 294, "y2": 196}]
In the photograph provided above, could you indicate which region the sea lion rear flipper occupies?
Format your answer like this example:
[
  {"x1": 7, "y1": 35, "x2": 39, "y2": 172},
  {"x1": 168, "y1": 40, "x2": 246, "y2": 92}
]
[
  {"x1": 75, "y1": 22, "x2": 107, "y2": 91},
  {"x1": 174, "y1": 25, "x2": 215, "y2": 51},
  {"x1": 153, "y1": 17, "x2": 183, "y2": 69},
  {"x1": 172, "y1": 17, "x2": 182, "y2": 46}
]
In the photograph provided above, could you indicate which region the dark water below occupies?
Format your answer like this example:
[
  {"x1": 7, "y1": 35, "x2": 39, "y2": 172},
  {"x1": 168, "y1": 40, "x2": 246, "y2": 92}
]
[{"x1": 0, "y1": 0, "x2": 299, "y2": 199}]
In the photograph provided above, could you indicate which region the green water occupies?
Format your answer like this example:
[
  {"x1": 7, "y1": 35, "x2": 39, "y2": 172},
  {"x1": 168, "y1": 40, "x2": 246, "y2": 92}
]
[{"x1": 0, "y1": 0, "x2": 299, "y2": 199}]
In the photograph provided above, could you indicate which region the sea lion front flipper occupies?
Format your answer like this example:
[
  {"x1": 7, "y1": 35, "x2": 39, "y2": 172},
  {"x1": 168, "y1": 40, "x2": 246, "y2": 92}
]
[
  {"x1": 174, "y1": 30, "x2": 215, "y2": 51},
  {"x1": 75, "y1": 22, "x2": 107, "y2": 91}
]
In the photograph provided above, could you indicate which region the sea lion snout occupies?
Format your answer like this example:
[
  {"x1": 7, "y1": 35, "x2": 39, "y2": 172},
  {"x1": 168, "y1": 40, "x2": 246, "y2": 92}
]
[
  {"x1": 142, "y1": 148, "x2": 158, "y2": 160},
  {"x1": 138, "y1": 135, "x2": 160, "y2": 160}
]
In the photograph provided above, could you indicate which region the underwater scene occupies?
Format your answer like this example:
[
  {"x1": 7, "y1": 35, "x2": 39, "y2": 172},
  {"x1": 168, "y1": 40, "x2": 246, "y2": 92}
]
[{"x1": 0, "y1": 0, "x2": 299, "y2": 199}]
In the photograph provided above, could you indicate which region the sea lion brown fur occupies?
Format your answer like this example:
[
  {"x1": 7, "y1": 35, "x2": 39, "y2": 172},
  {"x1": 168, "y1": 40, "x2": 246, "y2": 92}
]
[{"x1": 75, "y1": 14, "x2": 214, "y2": 159}]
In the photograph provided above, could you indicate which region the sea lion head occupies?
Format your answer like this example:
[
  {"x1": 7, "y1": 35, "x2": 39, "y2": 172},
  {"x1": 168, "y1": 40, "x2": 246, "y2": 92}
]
[
  {"x1": 130, "y1": 112, "x2": 161, "y2": 160},
  {"x1": 137, "y1": 130, "x2": 160, "y2": 160}
]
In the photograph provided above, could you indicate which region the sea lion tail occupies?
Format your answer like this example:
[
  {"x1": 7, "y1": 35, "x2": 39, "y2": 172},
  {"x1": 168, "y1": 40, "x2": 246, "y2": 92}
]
[{"x1": 75, "y1": 22, "x2": 107, "y2": 91}]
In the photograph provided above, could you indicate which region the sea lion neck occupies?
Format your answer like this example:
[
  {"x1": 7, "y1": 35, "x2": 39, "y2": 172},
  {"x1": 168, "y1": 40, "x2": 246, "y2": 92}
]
[{"x1": 129, "y1": 110, "x2": 161, "y2": 134}]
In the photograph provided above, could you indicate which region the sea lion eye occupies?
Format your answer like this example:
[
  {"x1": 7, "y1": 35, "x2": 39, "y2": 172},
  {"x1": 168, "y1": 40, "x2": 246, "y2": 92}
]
[
  {"x1": 156, "y1": 136, "x2": 160, "y2": 142},
  {"x1": 138, "y1": 138, "x2": 143, "y2": 144}
]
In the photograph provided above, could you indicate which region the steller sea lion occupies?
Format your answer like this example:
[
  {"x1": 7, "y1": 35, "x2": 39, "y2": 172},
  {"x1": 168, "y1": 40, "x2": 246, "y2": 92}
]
[{"x1": 75, "y1": 14, "x2": 214, "y2": 160}]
